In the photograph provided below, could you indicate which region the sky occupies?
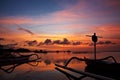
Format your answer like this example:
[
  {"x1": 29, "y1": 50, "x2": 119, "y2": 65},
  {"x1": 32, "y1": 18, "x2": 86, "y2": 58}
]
[{"x1": 0, "y1": 0, "x2": 120, "y2": 51}]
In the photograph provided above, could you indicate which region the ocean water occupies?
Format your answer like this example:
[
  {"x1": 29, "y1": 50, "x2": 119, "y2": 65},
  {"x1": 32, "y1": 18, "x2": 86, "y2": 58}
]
[{"x1": 0, "y1": 52, "x2": 120, "y2": 80}]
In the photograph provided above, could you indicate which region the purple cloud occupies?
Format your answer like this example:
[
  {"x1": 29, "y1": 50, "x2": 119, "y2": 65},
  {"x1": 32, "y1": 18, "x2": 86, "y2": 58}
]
[
  {"x1": 38, "y1": 38, "x2": 82, "y2": 45},
  {"x1": 16, "y1": 24, "x2": 34, "y2": 35},
  {"x1": 25, "y1": 40, "x2": 38, "y2": 46},
  {"x1": 18, "y1": 27, "x2": 34, "y2": 35},
  {"x1": 88, "y1": 40, "x2": 116, "y2": 46},
  {"x1": 44, "y1": 39, "x2": 52, "y2": 45}
]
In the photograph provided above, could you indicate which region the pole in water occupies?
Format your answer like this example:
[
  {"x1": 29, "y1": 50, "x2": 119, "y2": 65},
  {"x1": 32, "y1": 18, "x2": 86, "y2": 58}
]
[
  {"x1": 86, "y1": 33, "x2": 102, "y2": 60},
  {"x1": 92, "y1": 33, "x2": 98, "y2": 60}
]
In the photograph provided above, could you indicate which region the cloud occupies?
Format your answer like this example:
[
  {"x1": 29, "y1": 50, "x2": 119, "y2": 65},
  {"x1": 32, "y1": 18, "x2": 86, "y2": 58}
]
[
  {"x1": 0, "y1": 24, "x2": 16, "y2": 35},
  {"x1": 38, "y1": 38, "x2": 82, "y2": 45},
  {"x1": 37, "y1": 42, "x2": 44, "y2": 46},
  {"x1": 0, "y1": 0, "x2": 86, "y2": 25},
  {"x1": 0, "y1": 1, "x2": 119, "y2": 44},
  {"x1": 0, "y1": 0, "x2": 119, "y2": 38},
  {"x1": 0, "y1": 17, "x2": 38, "y2": 25},
  {"x1": 99, "y1": 40, "x2": 115, "y2": 45},
  {"x1": 92, "y1": 24, "x2": 120, "y2": 39},
  {"x1": 53, "y1": 40, "x2": 61, "y2": 44},
  {"x1": 0, "y1": 38, "x2": 5, "y2": 41},
  {"x1": 52, "y1": 38, "x2": 70, "y2": 45},
  {"x1": 18, "y1": 27, "x2": 34, "y2": 35},
  {"x1": 88, "y1": 40, "x2": 116, "y2": 46},
  {"x1": 39, "y1": 38, "x2": 71, "y2": 45},
  {"x1": 25, "y1": 40, "x2": 38, "y2": 46},
  {"x1": 1, "y1": 43, "x2": 18, "y2": 49},
  {"x1": 44, "y1": 39, "x2": 52, "y2": 45},
  {"x1": 60, "y1": 38, "x2": 70, "y2": 44},
  {"x1": 0, "y1": 0, "x2": 119, "y2": 26},
  {"x1": 103, "y1": 40, "x2": 115, "y2": 45},
  {"x1": 72, "y1": 41, "x2": 81, "y2": 45},
  {"x1": 0, "y1": 11, "x2": 80, "y2": 25},
  {"x1": 16, "y1": 24, "x2": 34, "y2": 35}
]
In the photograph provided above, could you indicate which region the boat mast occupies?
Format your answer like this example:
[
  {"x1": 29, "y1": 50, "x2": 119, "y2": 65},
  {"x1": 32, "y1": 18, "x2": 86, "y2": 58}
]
[{"x1": 92, "y1": 33, "x2": 98, "y2": 60}]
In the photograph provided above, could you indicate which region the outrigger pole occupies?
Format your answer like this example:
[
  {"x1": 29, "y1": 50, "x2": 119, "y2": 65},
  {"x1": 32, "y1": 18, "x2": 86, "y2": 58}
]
[
  {"x1": 92, "y1": 33, "x2": 98, "y2": 60},
  {"x1": 86, "y1": 33, "x2": 101, "y2": 60}
]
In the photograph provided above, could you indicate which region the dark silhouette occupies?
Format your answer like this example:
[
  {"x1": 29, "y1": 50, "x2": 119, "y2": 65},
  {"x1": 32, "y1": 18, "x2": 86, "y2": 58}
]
[
  {"x1": 86, "y1": 33, "x2": 102, "y2": 60},
  {"x1": 44, "y1": 59, "x2": 51, "y2": 65},
  {"x1": 0, "y1": 48, "x2": 31, "y2": 53},
  {"x1": 33, "y1": 50, "x2": 48, "y2": 53},
  {"x1": 15, "y1": 48, "x2": 31, "y2": 52},
  {"x1": 55, "y1": 33, "x2": 120, "y2": 80},
  {"x1": 0, "y1": 48, "x2": 41, "y2": 73}
]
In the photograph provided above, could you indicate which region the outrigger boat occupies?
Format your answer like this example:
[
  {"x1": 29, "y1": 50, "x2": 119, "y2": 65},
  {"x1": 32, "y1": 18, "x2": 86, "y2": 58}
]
[
  {"x1": 84, "y1": 56, "x2": 120, "y2": 79},
  {"x1": 0, "y1": 54, "x2": 40, "y2": 66},
  {"x1": 0, "y1": 53, "x2": 41, "y2": 73},
  {"x1": 55, "y1": 33, "x2": 120, "y2": 80}
]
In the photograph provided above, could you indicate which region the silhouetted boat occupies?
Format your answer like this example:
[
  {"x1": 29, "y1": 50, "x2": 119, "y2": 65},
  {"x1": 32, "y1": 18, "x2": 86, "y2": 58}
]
[
  {"x1": 85, "y1": 33, "x2": 120, "y2": 79},
  {"x1": 55, "y1": 56, "x2": 119, "y2": 80},
  {"x1": 55, "y1": 33, "x2": 119, "y2": 79},
  {"x1": 0, "y1": 55, "x2": 30, "y2": 66},
  {"x1": 0, "y1": 53, "x2": 41, "y2": 66},
  {"x1": 84, "y1": 57, "x2": 120, "y2": 79},
  {"x1": 0, "y1": 53, "x2": 41, "y2": 73}
]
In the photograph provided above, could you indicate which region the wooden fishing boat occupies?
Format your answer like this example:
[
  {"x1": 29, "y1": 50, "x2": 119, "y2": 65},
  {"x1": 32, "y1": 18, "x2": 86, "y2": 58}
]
[
  {"x1": 85, "y1": 33, "x2": 120, "y2": 79},
  {"x1": 55, "y1": 56, "x2": 120, "y2": 80},
  {"x1": 0, "y1": 53, "x2": 41, "y2": 66},
  {"x1": 84, "y1": 57, "x2": 120, "y2": 79},
  {"x1": 0, "y1": 53, "x2": 41, "y2": 73},
  {"x1": 55, "y1": 33, "x2": 120, "y2": 79},
  {"x1": 0, "y1": 55, "x2": 30, "y2": 66}
]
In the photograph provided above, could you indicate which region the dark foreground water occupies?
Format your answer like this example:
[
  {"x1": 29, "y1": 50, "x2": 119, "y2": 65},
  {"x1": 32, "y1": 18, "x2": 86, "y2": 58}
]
[{"x1": 0, "y1": 52, "x2": 120, "y2": 80}]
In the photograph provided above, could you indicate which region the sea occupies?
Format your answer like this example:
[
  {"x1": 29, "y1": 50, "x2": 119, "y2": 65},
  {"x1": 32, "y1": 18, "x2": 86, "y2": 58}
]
[{"x1": 0, "y1": 52, "x2": 120, "y2": 80}]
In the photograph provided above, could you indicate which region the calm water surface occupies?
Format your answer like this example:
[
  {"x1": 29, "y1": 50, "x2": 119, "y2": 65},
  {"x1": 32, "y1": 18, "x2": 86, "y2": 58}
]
[{"x1": 0, "y1": 52, "x2": 120, "y2": 80}]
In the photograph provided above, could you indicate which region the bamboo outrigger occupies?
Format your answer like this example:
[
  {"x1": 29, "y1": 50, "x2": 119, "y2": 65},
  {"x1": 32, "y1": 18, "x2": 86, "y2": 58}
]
[
  {"x1": 55, "y1": 63, "x2": 114, "y2": 80},
  {"x1": 55, "y1": 56, "x2": 119, "y2": 80}
]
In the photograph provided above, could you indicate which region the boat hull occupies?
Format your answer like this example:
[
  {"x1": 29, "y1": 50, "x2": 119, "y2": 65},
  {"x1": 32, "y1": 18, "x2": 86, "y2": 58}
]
[
  {"x1": 0, "y1": 56, "x2": 30, "y2": 66},
  {"x1": 85, "y1": 59, "x2": 120, "y2": 79}
]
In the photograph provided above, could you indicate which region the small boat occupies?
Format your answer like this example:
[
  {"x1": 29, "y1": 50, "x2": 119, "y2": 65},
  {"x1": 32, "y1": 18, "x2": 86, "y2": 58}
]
[
  {"x1": 0, "y1": 55, "x2": 30, "y2": 66},
  {"x1": 84, "y1": 57, "x2": 120, "y2": 79},
  {"x1": 85, "y1": 33, "x2": 120, "y2": 79},
  {"x1": 55, "y1": 33, "x2": 120, "y2": 79},
  {"x1": 0, "y1": 53, "x2": 41, "y2": 73},
  {"x1": 0, "y1": 53, "x2": 41, "y2": 66}
]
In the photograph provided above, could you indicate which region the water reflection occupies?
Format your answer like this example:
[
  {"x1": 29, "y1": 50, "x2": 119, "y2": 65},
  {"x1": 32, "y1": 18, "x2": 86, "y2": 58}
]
[{"x1": 0, "y1": 52, "x2": 120, "y2": 80}]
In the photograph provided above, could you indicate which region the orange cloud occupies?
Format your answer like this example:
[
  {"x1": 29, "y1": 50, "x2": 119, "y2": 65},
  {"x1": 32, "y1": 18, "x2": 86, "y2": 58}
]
[{"x1": 92, "y1": 24, "x2": 120, "y2": 39}]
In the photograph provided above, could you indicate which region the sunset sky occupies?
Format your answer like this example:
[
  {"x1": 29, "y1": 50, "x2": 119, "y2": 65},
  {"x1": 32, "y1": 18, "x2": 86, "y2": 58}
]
[{"x1": 0, "y1": 0, "x2": 120, "y2": 51}]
